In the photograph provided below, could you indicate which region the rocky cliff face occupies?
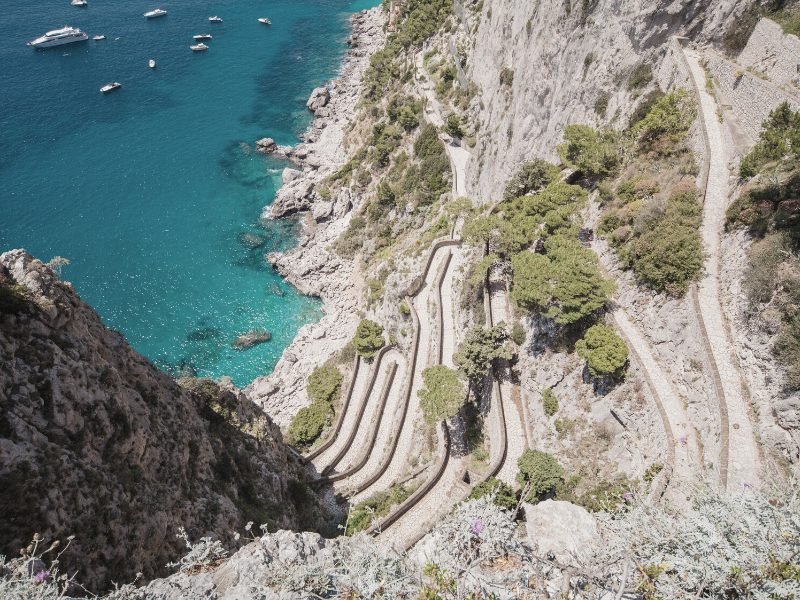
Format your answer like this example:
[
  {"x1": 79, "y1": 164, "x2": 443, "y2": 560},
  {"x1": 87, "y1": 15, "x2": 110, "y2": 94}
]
[
  {"x1": 459, "y1": 0, "x2": 747, "y2": 204},
  {"x1": 0, "y1": 250, "x2": 322, "y2": 591}
]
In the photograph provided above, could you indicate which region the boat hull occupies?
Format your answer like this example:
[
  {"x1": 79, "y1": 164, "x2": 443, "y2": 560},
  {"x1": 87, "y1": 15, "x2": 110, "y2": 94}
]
[{"x1": 28, "y1": 34, "x2": 88, "y2": 48}]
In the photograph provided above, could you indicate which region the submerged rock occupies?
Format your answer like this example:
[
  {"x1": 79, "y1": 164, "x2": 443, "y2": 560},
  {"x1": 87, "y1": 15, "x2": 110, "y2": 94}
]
[
  {"x1": 255, "y1": 137, "x2": 278, "y2": 153},
  {"x1": 239, "y1": 232, "x2": 266, "y2": 249},
  {"x1": 232, "y1": 329, "x2": 272, "y2": 350}
]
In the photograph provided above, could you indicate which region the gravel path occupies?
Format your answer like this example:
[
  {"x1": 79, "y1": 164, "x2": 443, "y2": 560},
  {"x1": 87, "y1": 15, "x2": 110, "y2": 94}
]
[
  {"x1": 488, "y1": 272, "x2": 527, "y2": 485},
  {"x1": 347, "y1": 246, "x2": 452, "y2": 503},
  {"x1": 684, "y1": 47, "x2": 761, "y2": 492},
  {"x1": 309, "y1": 357, "x2": 377, "y2": 472}
]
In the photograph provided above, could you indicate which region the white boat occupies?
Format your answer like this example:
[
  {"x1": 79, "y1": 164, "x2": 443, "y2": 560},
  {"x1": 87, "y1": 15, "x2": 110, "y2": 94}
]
[
  {"x1": 257, "y1": 18, "x2": 271, "y2": 25},
  {"x1": 28, "y1": 26, "x2": 88, "y2": 48},
  {"x1": 143, "y1": 8, "x2": 167, "y2": 18},
  {"x1": 100, "y1": 82, "x2": 122, "y2": 93},
  {"x1": 208, "y1": 16, "x2": 222, "y2": 23},
  {"x1": 193, "y1": 34, "x2": 212, "y2": 40},
  {"x1": 71, "y1": 0, "x2": 88, "y2": 6},
  {"x1": 190, "y1": 43, "x2": 208, "y2": 52},
  {"x1": 148, "y1": 59, "x2": 156, "y2": 68},
  {"x1": 93, "y1": 35, "x2": 105, "y2": 41}
]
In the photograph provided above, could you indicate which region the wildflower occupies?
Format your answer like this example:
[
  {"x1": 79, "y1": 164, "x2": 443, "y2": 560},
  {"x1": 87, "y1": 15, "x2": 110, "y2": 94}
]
[
  {"x1": 33, "y1": 570, "x2": 50, "y2": 584},
  {"x1": 678, "y1": 436, "x2": 687, "y2": 446},
  {"x1": 234, "y1": 532, "x2": 241, "y2": 541},
  {"x1": 623, "y1": 491, "x2": 634, "y2": 502},
  {"x1": 245, "y1": 521, "x2": 253, "y2": 532},
  {"x1": 470, "y1": 518, "x2": 484, "y2": 536}
]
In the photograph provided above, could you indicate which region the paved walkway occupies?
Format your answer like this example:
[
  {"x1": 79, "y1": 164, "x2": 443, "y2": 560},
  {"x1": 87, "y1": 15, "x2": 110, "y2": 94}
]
[{"x1": 684, "y1": 48, "x2": 761, "y2": 492}]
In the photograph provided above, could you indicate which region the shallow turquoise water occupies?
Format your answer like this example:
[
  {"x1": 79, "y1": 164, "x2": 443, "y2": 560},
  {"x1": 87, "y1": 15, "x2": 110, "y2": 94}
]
[{"x1": 2, "y1": 0, "x2": 378, "y2": 385}]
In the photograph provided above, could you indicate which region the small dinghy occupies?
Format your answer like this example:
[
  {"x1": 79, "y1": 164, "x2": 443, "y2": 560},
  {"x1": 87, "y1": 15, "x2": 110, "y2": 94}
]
[
  {"x1": 208, "y1": 16, "x2": 222, "y2": 23},
  {"x1": 190, "y1": 42, "x2": 208, "y2": 52},
  {"x1": 100, "y1": 81, "x2": 121, "y2": 93},
  {"x1": 193, "y1": 34, "x2": 212, "y2": 40},
  {"x1": 71, "y1": 0, "x2": 88, "y2": 7},
  {"x1": 148, "y1": 58, "x2": 156, "y2": 68},
  {"x1": 93, "y1": 35, "x2": 105, "y2": 41},
  {"x1": 257, "y1": 17, "x2": 271, "y2": 25}
]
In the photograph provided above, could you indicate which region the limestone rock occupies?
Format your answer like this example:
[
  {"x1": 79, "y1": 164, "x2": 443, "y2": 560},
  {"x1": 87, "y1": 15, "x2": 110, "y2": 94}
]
[
  {"x1": 306, "y1": 86, "x2": 330, "y2": 111},
  {"x1": 232, "y1": 329, "x2": 272, "y2": 349},
  {"x1": 524, "y1": 500, "x2": 599, "y2": 563},
  {"x1": 255, "y1": 137, "x2": 278, "y2": 153}
]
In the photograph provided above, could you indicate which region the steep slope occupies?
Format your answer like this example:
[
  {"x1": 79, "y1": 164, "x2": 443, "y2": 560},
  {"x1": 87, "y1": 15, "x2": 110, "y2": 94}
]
[
  {"x1": 0, "y1": 250, "x2": 322, "y2": 591},
  {"x1": 460, "y1": 0, "x2": 747, "y2": 203}
]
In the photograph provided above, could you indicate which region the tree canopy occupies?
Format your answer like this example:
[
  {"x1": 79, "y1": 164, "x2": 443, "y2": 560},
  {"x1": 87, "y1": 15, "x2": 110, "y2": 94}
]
[
  {"x1": 352, "y1": 319, "x2": 385, "y2": 359},
  {"x1": 557, "y1": 124, "x2": 622, "y2": 179},
  {"x1": 504, "y1": 158, "x2": 560, "y2": 200},
  {"x1": 517, "y1": 449, "x2": 563, "y2": 501},
  {"x1": 454, "y1": 324, "x2": 513, "y2": 381},
  {"x1": 511, "y1": 236, "x2": 614, "y2": 325},
  {"x1": 307, "y1": 365, "x2": 343, "y2": 405},
  {"x1": 576, "y1": 323, "x2": 629, "y2": 377},
  {"x1": 418, "y1": 366, "x2": 466, "y2": 424}
]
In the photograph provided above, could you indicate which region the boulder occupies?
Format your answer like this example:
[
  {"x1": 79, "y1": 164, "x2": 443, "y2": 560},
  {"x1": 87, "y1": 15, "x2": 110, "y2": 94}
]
[
  {"x1": 232, "y1": 329, "x2": 272, "y2": 350},
  {"x1": 255, "y1": 137, "x2": 278, "y2": 153},
  {"x1": 282, "y1": 168, "x2": 303, "y2": 185},
  {"x1": 306, "y1": 86, "x2": 330, "y2": 111},
  {"x1": 524, "y1": 500, "x2": 599, "y2": 563}
]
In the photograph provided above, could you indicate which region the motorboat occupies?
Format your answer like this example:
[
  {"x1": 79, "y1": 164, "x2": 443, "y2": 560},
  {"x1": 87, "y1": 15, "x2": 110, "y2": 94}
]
[
  {"x1": 193, "y1": 34, "x2": 212, "y2": 40},
  {"x1": 71, "y1": 0, "x2": 88, "y2": 6},
  {"x1": 208, "y1": 16, "x2": 222, "y2": 23},
  {"x1": 190, "y1": 43, "x2": 208, "y2": 52},
  {"x1": 148, "y1": 59, "x2": 156, "y2": 68},
  {"x1": 28, "y1": 26, "x2": 88, "y2": 48},
  {"x1": 93, "y1": 35, "x2": 105, "y2": 41},
  {"x1": 257, "y1": 18, "x2": 271, "y2": 25},
  {"x1": 100, "y1": 82, "x2": 122, "y2": 93},
  {"x1": 143, "y1": 8, "x2": 167, "y2": 18}
]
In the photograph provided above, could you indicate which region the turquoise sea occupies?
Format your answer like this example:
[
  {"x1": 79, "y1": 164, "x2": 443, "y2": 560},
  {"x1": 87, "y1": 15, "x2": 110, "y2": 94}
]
[{"x1": 2, "y1": 0, "x2": 377, "y2": 385}]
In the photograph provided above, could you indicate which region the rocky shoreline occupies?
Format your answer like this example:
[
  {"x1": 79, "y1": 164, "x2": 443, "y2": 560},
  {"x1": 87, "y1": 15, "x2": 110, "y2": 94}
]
[{"x1": 245, "y1": 7, "x2": 386, "y2": 427}]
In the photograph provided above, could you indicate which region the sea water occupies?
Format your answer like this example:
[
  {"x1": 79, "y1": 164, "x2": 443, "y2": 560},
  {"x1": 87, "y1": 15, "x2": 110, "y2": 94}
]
[{"x1": 1, "y1": 0, "x2": 378, "y2": 386}]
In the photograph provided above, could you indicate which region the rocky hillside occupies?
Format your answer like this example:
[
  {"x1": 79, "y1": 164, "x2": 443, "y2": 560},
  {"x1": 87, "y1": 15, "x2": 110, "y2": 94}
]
[
  {"x1": 0, "y1": 250, "x2": 323, "y2": 591},
  {"x1": 458, "y1": 0, "x2": 747, "y2": 202}
]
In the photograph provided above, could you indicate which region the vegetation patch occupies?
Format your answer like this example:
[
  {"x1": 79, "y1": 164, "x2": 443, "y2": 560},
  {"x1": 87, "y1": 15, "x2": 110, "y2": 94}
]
[
  {"x1": 575, "y1": 323, "x2": 629, "y2": 378},
  {"x1": 419, "y1": 365, "x2": 466, "y2": 424},
  {"x1": 352, "y1": 319, "x2": 386, "y2": 359},
  {"x1": 345, "y1": 483, "x2": 414, "y2": 535}
]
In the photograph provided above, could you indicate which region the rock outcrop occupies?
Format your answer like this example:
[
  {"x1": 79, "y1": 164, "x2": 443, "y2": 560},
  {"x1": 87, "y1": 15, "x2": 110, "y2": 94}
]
[
  {"x1": 0, "y1": 250, "x2": 322, "y2": 591},
  {"x1": 306, "y1": 86, "x2": 330, "y2": 112}
]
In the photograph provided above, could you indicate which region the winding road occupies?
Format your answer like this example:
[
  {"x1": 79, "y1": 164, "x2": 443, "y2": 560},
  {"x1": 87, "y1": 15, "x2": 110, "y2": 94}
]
[{"x1": 683, "y1": 46, "x2": 761, "y2": 492}]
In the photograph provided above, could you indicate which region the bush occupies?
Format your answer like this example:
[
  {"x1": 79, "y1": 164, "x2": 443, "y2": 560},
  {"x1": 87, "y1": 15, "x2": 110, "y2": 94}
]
[
  {"x1": 445, "y1": 114, "x2": 464, "y2": 138},
  {"x1": 627, "y1": 63, "x2": 653, "y2": 90},
  {"x1": 576, "y1": 324, "x2": 629, "y2": 377},
  {"x1": 739, "y1": 101, "x2": 800, "y2": 178},
  {"x1": 288, "y1": 401, "x2": 333, "y2": 446},
  {"x1": 346, "y1": 483, "x2": 413, "y2": 535},
  {"x1": 510, "y1": 321, "x2": 526, "y2": 346},
  {"x1": 468, "y1": 478, "x2": 517, "y2": 511},
  {"x1": 511, "y1": 236, "x2": 614, "y2": 325},
  {"x1": 307, "y1": 365, "x2": 343, "y2": 405},
  {"x1": 517, "y1": 449, "x2": 563, "y2": 501},
  {"x1": 503, "y1": 158, "x2": 560, "y2": 200},
  {"x1": 499, "y1": 67, "x2": 514, "y2": 86},
  {"x1": 454, "y1": 325, "x2": 513, "y2": 382},
  {"x1": 619, "y1": 185, "x2": 704, "y2": 295},
  {"x1": 632, "y1": 89, "x2": 696, "y2": 151},
  {"x1": 557, "y1": 124, "x2": 622, "y2": 179},
  {"x1": 541, "y1": 388, "x2": 559, "y2": 417},
  {"x1": 352, "y1": 319, "x2": 385, "y2": 359},
  {"x1": 419, "y1": 366, "x2": 466, "y2": 424}
]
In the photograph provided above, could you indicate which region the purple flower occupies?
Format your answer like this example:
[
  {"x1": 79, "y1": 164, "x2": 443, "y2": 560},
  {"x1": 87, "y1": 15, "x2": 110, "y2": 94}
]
[
  {"x1": 678, "y1": 436, "x2": 687, "y2": 446},
  {"x1": 470, "y1": 518, "x2": 484, "y2": 536},
  {"x1": 33, "y1": 570, "x2": 50, "y2": 584},
  {"x1": 622, "y1": 492, "x2": 634, "y2": 502}
]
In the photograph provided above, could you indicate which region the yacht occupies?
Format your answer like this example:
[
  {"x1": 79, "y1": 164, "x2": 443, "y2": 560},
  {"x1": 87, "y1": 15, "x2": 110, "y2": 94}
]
[
  {"x1": 148, "y1": 59, "x2": 156, "y2": 68},
  {"x1": 100, "y1": 82, "x2": 122, "y2": 93},
  {"x1": 93, "y1": 34, "x2": 105, "y2": 41},
  {"x1": 28, "y1": 26, "x2": 88, "y2": 48},
  {"x1": 143, "y1": 8, "x2": 167, "y2": 18},
  {"x1": 192, "y1": 34, "x2": 212, "y2": 40},
  {"x1": 257, "y1": 18, "x2": 271, "y2": 25},
  {"x1": 71, "y1": 0, "x2": 88, "y2": 6},
  {"x1": 208, "y1": 16, "x2": 222, "y2": 23},
  {"x1": 190, "y1": 42, "x2": 208, "y2": 52}
]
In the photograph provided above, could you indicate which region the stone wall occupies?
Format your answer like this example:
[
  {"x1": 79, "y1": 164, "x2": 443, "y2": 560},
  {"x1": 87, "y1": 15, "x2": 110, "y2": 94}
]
[{"x1": 738, "y1": 18, "x2": 800, "y2": 88}]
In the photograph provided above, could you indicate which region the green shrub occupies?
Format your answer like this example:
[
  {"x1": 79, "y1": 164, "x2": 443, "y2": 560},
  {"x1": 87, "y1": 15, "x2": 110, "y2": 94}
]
[
  {"x1": 511, "y1": 236, "x2": 614, "y2": 325},
  {"x1": 352, "y1": 319, "x2": 385, "y2": 359},
  {"x1": 541, "y1": 388, "x2": 559, "y2": 417},
  {"x1": 628, "y1": 89, "x2": 666, "y2": 129},
  {"x1": 632, "y1": 89, "x2": 696, "y2": 151},
  {"x1": 557, "y1": 124, "x2": 622, "y2": 179},
  {"x1": 419, "y1": 366, "x2": 466, "y2": 424},
  {"x1": 468, "y1": 478, "x2": 517, "y2": 511},
  {"x1": 517, "y1": 449, "x2": 563, "y2": 502},
  {"x1": 445, "y1": 114, "x2": 464, "y2": 138},
  {"x1": 576, "y1": 323, "x2": 629, "y2": 377},
  {"x1": 307, "y1": 365, "x2": 343, "y2": 405},
  {"x1": 499, "y1": 67, "x2": 514, "y2": 86},
  {"x1": 739, "y1": 102, "x2": 800, "y2": 178},
  {"x1": 594, "y1": 94, "x2": 610, "y2": 118},
  {"x1": 454, "y1": 324, "x2": 513, "y2": 382},
  {"x1": 510, "y1": 321, "x2": 526, "y2": 346},
  {"x1": 503, "y1": 158, "x2": 560, "y2": 200},
  {"x1": 288, "y1": 401, "x2": 332, "y2": 446},
  {"x1": 627, "y1": 63, "x2": 653, "y2": 90},
  {"x1": 346, "y1": 483, "x2": 413, "y2": 535},
  {"x1": 643, "y1": 463, "x2": 664, "y2": 483}
]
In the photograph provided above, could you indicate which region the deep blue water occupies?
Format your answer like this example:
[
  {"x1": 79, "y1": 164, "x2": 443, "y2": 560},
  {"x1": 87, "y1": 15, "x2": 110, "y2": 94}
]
[{"x1": 2, "y1": 0, "x2": 378, "y2": 386}]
